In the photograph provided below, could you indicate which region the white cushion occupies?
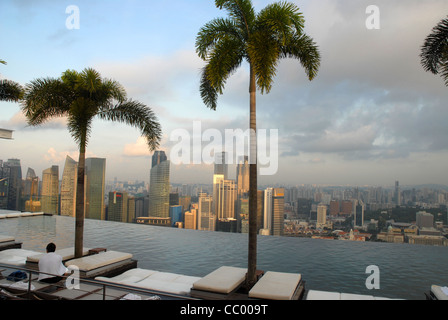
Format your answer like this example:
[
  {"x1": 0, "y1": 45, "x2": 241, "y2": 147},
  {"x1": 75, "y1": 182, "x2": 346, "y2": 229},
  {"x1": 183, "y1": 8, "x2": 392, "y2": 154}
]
[
  {"x1": 340, "y1": 293, "x2": 375, "y2": 300},
  {"x1": 65, "y1": 251, "x2": 133, "y2": 271},
  {"x1": 0, "y1": 235, "x2": 15, "y2": 243},
  {"x1": 27, "y1": 247, "x2": 91, "y2": 263},
  {"x1": 306, "y1": 290, "x2": 341, "y2": 300},
  {"x1": 249, "y1": 271, "x2": 302, "y2": 300},
  {"x1": 192, "y1": 266, "x2": 247, "y2": 294},
  {"x1": 0, "y1": 249, "x2": 42, "y2": 266}
]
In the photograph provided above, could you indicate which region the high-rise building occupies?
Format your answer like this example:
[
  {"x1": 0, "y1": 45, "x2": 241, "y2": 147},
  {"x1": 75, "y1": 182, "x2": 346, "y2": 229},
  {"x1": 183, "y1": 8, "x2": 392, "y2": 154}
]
[
  {"x1": 262, "y1": 188, "x2": 273, "y2": 235},
  {"x1": 262, "y1": 188, "x2": 284, "y2": 236},
  {"x1": 60, "y1": 155, "x2": 78, "y2": 217},
  {"x1": 236, "y1": 156, "x2": 249, "y2": 194},
  {"x1": 24, "y1": 168, "x2": 40, "y2": 212},
  {"x1": 85, "y1": 158, "x2": 106, "y2": 220},
  {"x1": 416, "y1": 211, "x2": 434, "y2": 228},
  {"x1": 148, "y1": 151, "x2": 170, "y2": 218},
  {"x1": 170, "y1": 205, "x2": 183, "y2": 227},
  {"x1": 198, "y1": 192, "x2": 214, "y2": 231},
  {"x1": 184, "y1": 209, "x2": 197, "y2": 230},
  {"x1": 108, "y1": 191, "x2": 128, "y2": 223},
  {"x1": 395, "y1": 181, "x2": 401, "y2": 206},
  {"x1": 214, "y1": 152, "x2": 228, "y2": 179},
  {"x1": 214, "y1": 178, "x2": 237, "y2": 220},
  {"x1": 2, "y1": 159, "x2": 22, "y2": 211},
  {"x1": 317, "y1": 204, "x2": 327, "y2": 228},
  {"x1": 271, "y1": 188, "x2": 284, "y2": 236},
  {"x1": 41, "y1": 165, "x2": 59, "y2": 215},
  {"x1": 354, "y1": 200, "x2": 365, "y2": 227}
]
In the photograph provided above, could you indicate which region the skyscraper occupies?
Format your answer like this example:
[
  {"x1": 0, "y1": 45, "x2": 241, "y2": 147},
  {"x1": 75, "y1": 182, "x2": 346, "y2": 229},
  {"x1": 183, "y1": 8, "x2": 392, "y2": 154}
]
[
  {"x1": 215, "y1": 178, "x2": 237, "y2": 220},
  {"x1": 271, "y1": 188, "x2": 285, "y2": 236},
  {"x1": 261, "y1": 188, "x2": 284, "y2": 236},
  {"x1": 24, "y1": 168, "x2": 40, "y2": 212},
  {"x1": 60, "y1": 155, "x2": 78, "y2": 217},
  {"x1": 41, "y1": 165, "x2": 59, "y2": 215},
  {"x1": 148, "y1": 151, "x2": 170, "y2": 218},
  {"x1": 85, "y1": 158, "x2": 106, "y2": 220},
  {"x1": 108, "y1": 191, "x2": 128, "y2": 223},
  {"x1": 2, "y1": 159, "x2": 22, "y2": 211},
  {"x1": 198, "y1": 192, "x2": 214, "y2": 231},
  {"x1": 317, "y1": 204, "x2": 327, "y2": 228},
  {"x1": 214, "y1": 152, "x2": 228, "y2": 179},
  {"x1": 236, "y1": 156, "x2": 249, "y2": 194}
]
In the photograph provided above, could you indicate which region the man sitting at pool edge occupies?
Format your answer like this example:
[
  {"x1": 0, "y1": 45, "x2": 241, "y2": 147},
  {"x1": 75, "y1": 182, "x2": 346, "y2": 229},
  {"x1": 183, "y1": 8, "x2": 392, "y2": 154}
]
[{"x1": 38, "y1": 242, "x2": 70, "y2": 283}]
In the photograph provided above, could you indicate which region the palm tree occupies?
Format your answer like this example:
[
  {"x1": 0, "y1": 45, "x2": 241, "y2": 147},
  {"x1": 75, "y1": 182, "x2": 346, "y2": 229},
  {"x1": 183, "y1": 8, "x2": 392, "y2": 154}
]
[
  {"x1": 421, "y1": 16, "x2": 448, "y2": 86},
  {"x1": 0, "y1": 60, "x2": 24, "y2": 102},
  {"x1": 22, "y1": 68, "x2": 162, "y2": 258},
  {"x1": 196, "y1": 0, "x2": 320, "y2": 288}
]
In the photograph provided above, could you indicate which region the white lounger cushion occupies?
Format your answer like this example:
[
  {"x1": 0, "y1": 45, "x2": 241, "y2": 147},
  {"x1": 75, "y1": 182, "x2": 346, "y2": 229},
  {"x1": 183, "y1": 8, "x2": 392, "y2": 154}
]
[
  {"x1": 0, "y1": 249, "x2": 42, "y2": 266},
  {"x1": 249, "y1": 271, "x2": 302, "y2": 300},
  {"x1": 0, "y1": 235, "x2": 15, "y2": 243},
  {"x1": 306, "y1": 290, "x2": 341, "y2": 300},
  {"x1": 65, "y1": 251, "x2": 133, "y2": 271},
  {"x1": 27, "y1": 247, "x2": 91, "y2": 263},
  {"x1": 95, "y1": 268, "x2": 201, "y2": 296},
  {"x1": 340, "y1": 293, "x2": 375, "y2": 300},
  {"x1": 192, "y1": 266, "x2": 247, "y2": 294},
  {"x1": 95, "y1": 268, "x2": 158, "y2": 284}
]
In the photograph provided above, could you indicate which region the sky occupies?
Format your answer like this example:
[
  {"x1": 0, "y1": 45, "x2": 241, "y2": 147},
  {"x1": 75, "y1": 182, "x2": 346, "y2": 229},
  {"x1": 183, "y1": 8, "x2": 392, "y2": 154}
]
[{"x1": 1, "y1": 0, "x2": 448, "y2": 187}]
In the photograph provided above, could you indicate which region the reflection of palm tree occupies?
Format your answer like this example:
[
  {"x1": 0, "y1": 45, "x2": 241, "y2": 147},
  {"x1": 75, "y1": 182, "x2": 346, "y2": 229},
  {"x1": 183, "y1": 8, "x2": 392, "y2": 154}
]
[
  {"x1": 22, "y1": 68, "x2": 162, "y2": 257},
  {"x1": 421, "y1": 16, "x2": 448, "y2": 86},
  {"x1": 196, "y1": 0, "x2": 320, "y2": 288}
]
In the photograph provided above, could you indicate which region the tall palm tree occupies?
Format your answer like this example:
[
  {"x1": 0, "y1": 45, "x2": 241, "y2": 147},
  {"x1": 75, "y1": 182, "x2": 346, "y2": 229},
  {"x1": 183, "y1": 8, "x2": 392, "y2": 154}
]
[
  {"x1": 22, "y1": 68, "x2": 162, "y2": 258},
  {"x1": 0, "y1": 60, "x2": 24, "y2": 102},
  {"x1": 421, "y1": 16, "x2": 448, "y2": 86},
  {"x1": 196, "y1": 0, "x2": 320, "y2": 288}
]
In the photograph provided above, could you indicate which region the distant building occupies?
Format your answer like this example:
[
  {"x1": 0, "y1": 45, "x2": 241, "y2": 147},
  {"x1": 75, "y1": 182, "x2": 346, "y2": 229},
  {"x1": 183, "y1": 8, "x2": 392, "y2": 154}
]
[
  {"x1": 85, "y1": 158, "x2": 106, "y2": 220},
  {"x1": 170, "y1": 205, "x2": 183, "y2": 227},
  {"x1": 148, "y1": 151, "x2": 170, "y2": 218},
  {"x1": 317, "y1": 204, "x2": 327, "y2": 228},
  {"x1": 60, "y1": 155, "x2": 77, "y2": 217},
  {"x1": 198, "y1": 192, "x2": 214, "y2": 231},
  {"x1": 416, "y1": 211, "x2": 434, "y2": 228},
  {"x1": 41, "y1": 165, "x2": 59, "y2": 215},
  {"x1": 184, "y1": 209, "x2": 197, "y2": 230},
  {"x1": 108, "y1": 191, "x2": 128, "y2": 223},
  {"x1": 214, "y1": 152, "x2": 228, "y2": 180},
  {"x1": 1, "y1": 159, "x2": 22, "y2": 211},
  {"x1": 263, "y1": 188, "x2": 284, "y2": 236}
]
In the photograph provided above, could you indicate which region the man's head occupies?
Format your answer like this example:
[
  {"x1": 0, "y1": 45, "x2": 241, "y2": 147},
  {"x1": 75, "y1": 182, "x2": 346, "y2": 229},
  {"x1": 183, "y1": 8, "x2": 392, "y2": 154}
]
[{"x1": 46, "y1": 242, "x2": 56, "y2": 253}]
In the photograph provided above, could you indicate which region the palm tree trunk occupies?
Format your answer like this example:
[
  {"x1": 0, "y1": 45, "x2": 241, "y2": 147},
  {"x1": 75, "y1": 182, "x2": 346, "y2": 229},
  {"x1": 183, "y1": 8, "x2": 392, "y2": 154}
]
[
  {"x1": 74, "y1": 139, "x2": 86, "y2": 258},
  {"x1": 246, "y1": 64, "x2": 258, "y2": 289}
]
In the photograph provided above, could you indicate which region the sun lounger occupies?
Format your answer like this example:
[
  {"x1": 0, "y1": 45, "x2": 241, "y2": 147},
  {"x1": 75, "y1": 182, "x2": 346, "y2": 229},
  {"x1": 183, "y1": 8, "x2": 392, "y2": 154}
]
[
  {"x1": 65, "y1": 250, "x2": 136, "y2": 278},
  {"x1": 96, "y1": 268, "x2": 201, "y2": 297},
  {"x1": 25, "y1": 247, "x2": 91, "y2": 271},
  {"x1": 0, "y1": 235, "x2": 22, "y2": 251},
  {"x1": 190, "y1": 266, "x2": 247, "y2": 299},
  {"x1": 306, "y1": 290, "x2": 341, "y2": 300},
  {"x1": 248, "y1": 271, "x2": 304, "y2": 300},
  {"x1": 0, "y1": 249, "x2": 42, "y2": 267}
]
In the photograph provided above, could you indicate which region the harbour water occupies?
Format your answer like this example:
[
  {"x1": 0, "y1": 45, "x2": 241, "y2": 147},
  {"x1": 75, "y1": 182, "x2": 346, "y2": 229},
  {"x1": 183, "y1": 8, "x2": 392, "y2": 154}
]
[{"x1": 1, "y1": 215, "x2": 447, "y2": 300}]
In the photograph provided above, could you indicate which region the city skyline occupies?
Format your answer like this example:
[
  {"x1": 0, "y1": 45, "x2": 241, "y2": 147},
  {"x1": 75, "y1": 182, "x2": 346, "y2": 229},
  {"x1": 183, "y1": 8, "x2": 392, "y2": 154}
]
[{"x1": 1, "y1": 0, "x2": 448, "y2": 187}]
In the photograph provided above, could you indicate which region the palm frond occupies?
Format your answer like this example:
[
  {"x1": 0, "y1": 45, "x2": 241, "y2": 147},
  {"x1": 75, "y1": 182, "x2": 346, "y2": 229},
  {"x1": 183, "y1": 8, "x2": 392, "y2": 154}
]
[
  {"x1": 21, "y1": 78, "x2": 73, "y2": 125},
  {"x1": 421, "y1": 17, "x2": 448, "y2": 75},
  {"x1": 0, "y1": 79, "x2": 24, "y2": 102},
  {"x1": 247, "y1": 31, "x2": 280, "y2": 93},
  {"x1": 256, "y1": 1, "x2": 305, "y2": 42},
  {"x1": 97, "y1": 100, "x2": 162, "y2": 151},
  {"x1": 215, "y1": 0, "x2": 255, "y2": 34},
  {"x1": 280, "y1": 32, "x2": 321, "y2": 81},
  {"x1": 196, "y1": 17, "x2": 241, "y2": 60},
  {"x1": 204, "y1": 36, "x2": 245, "y2": 94},
  {"x1": 0, "y1": 60, "x2": 6, "y2": 65},
  {"x1": 200, "y1": 67, "x2": 219, "y2": 110}
]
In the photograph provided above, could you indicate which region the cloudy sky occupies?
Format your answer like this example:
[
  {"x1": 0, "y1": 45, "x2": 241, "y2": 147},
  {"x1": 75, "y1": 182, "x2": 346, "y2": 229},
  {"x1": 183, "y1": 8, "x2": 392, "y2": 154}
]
[{"x1": 1, "y1": 0, "x2": 448, "y2": 187}]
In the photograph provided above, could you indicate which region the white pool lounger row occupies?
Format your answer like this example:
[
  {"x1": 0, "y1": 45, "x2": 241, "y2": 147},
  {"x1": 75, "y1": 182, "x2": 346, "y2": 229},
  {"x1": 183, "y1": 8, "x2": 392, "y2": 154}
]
[
  {"x1": 0, "y1": 211, "x2": 45, "y2": 219},
  {"x1": 305, "y1": 290, "x2": 403, "y2": 300}
]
